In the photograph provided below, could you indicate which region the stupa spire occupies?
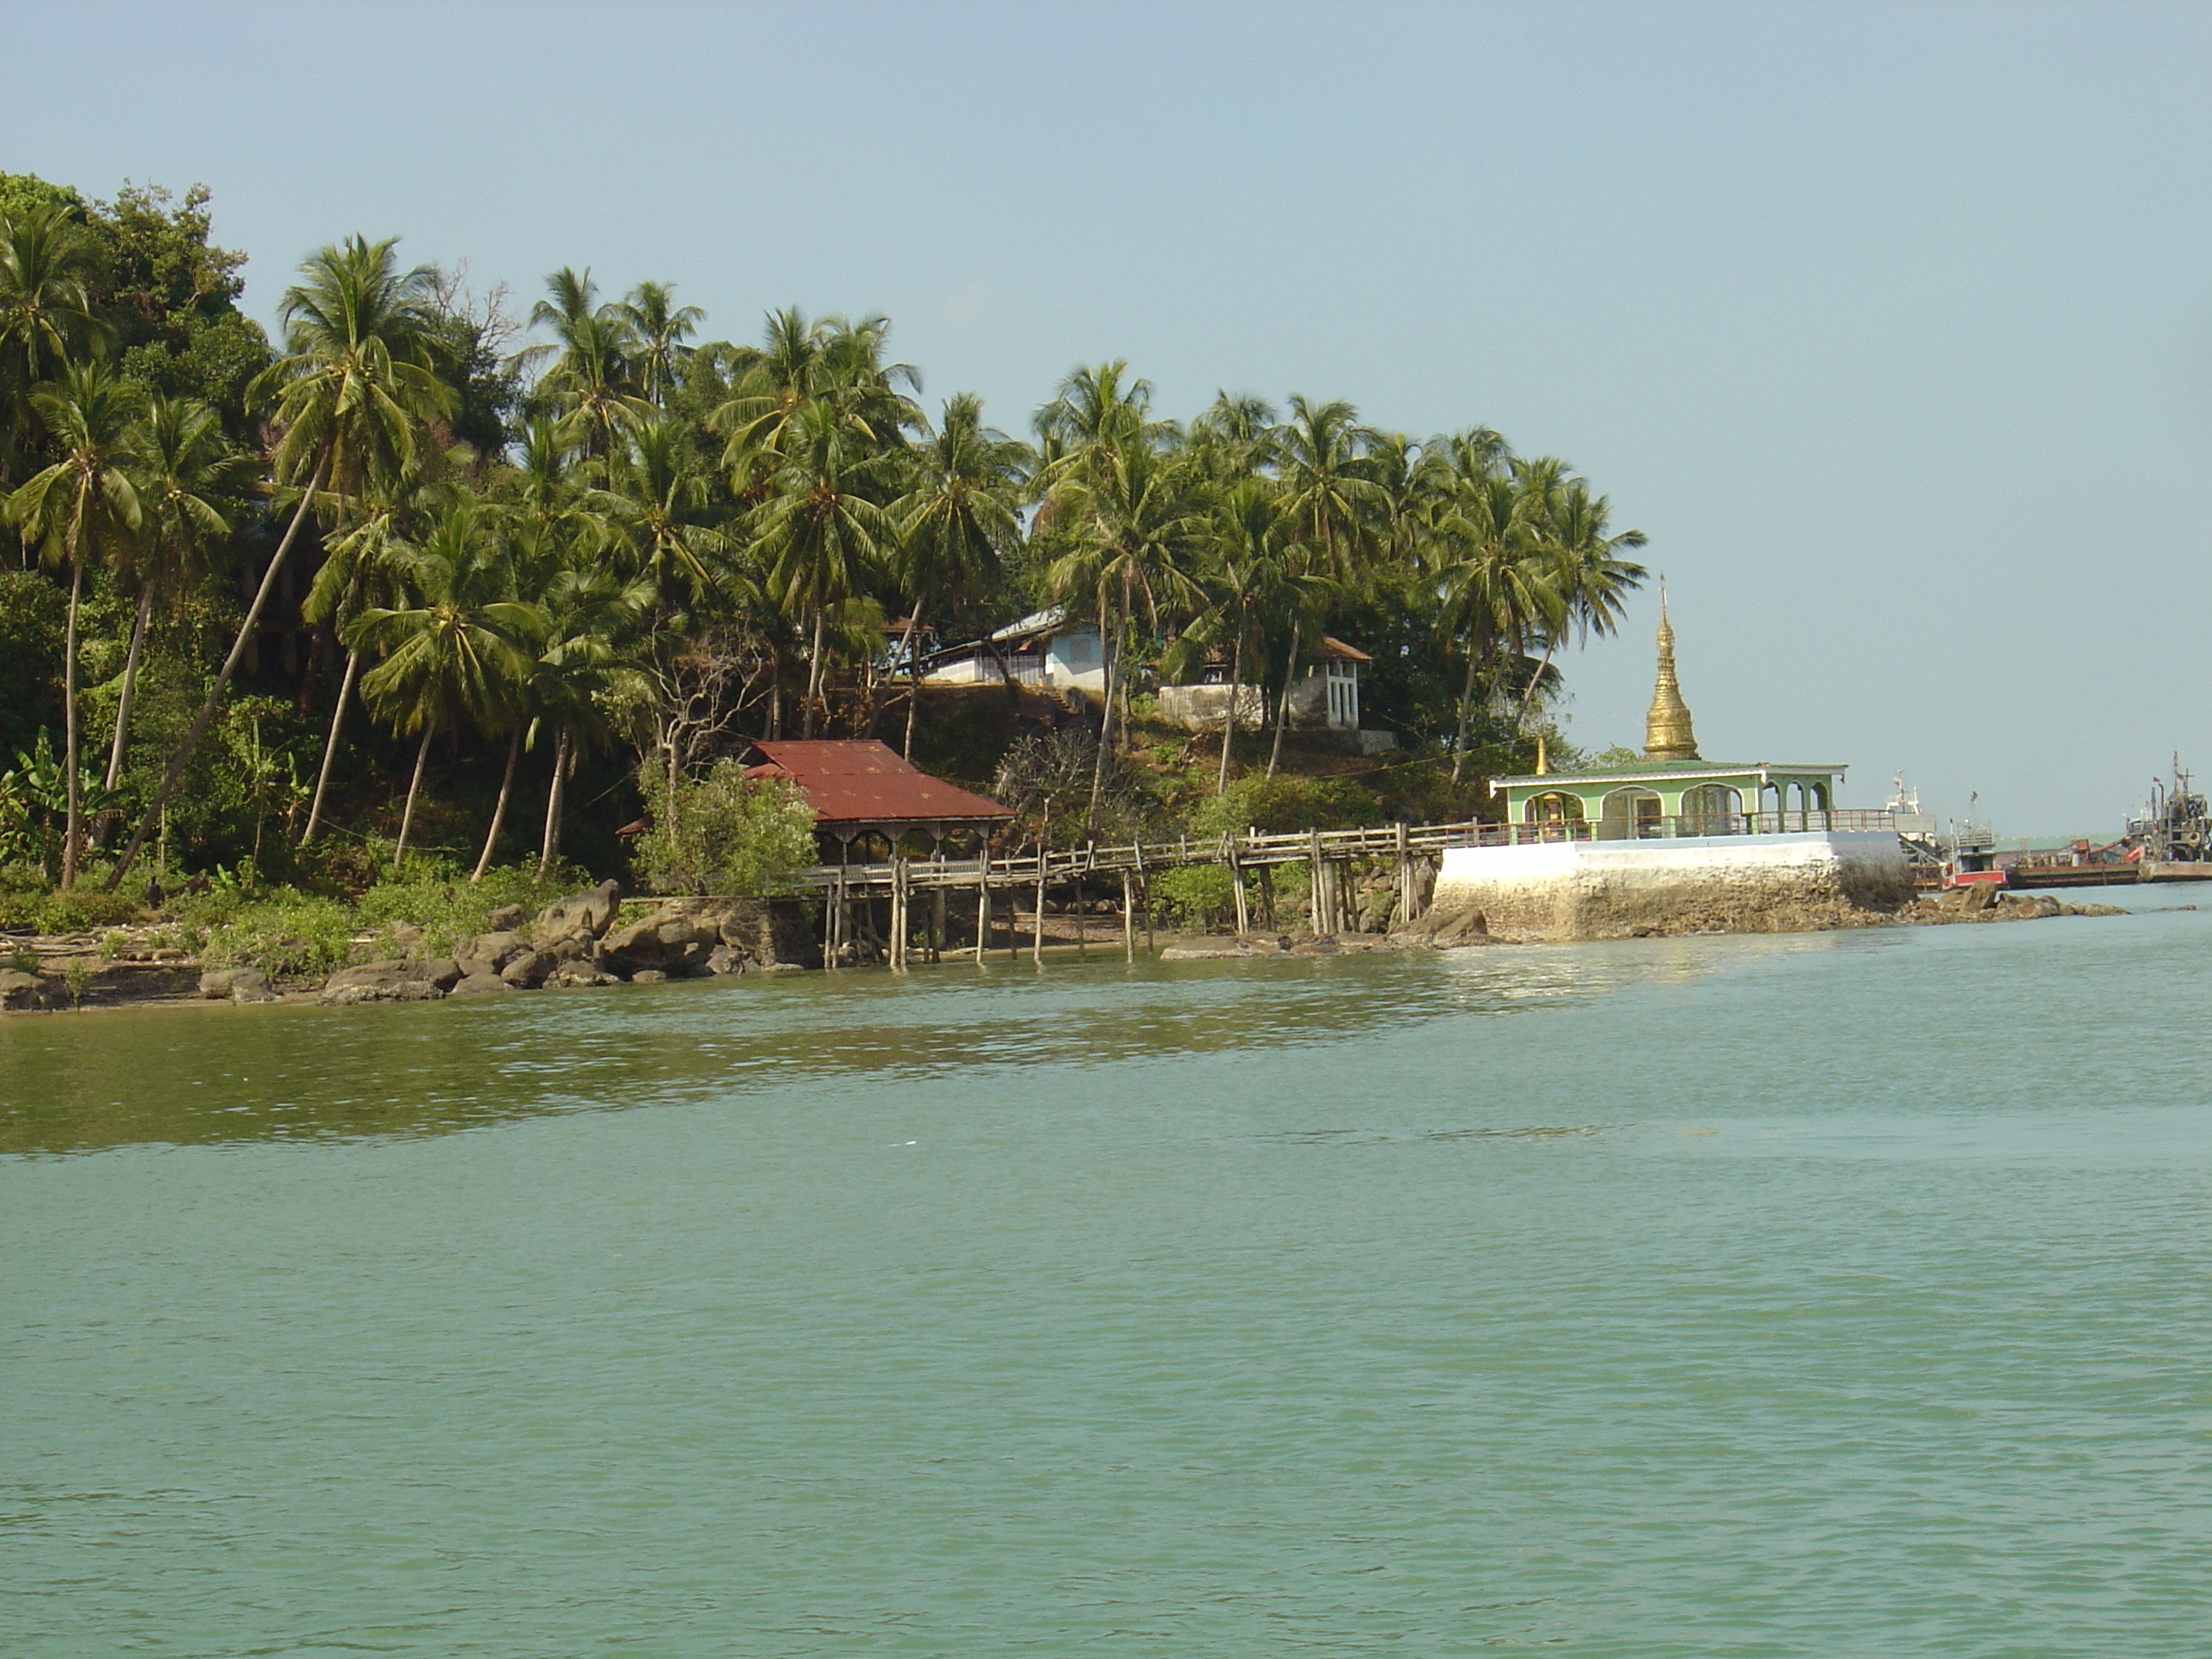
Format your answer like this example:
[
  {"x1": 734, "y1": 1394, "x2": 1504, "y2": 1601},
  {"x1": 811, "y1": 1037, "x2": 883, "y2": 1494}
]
[{"x1": 1643, "y1": 586, "x2": 1700, "y2": 760}]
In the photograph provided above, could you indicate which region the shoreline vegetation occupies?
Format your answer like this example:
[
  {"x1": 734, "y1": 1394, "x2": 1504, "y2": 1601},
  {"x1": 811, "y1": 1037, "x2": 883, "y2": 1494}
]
[
  {"x1": 0, "y1": 871, "x2": 2135, "y2": 1016},
  {"x1": 2, "y1": 171, "x2": 1654, "y2": 951}
]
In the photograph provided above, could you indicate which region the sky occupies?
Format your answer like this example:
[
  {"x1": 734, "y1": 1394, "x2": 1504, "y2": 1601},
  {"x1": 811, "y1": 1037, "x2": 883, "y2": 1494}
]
[{"x1": 6, "y1": 0, "x2": 2210, "y2": 834}]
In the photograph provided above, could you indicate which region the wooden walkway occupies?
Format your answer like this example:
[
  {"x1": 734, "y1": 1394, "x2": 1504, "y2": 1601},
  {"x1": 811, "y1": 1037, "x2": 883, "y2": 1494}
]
[{"x1": 794, "y1": 811, "x2": 1898, "y2": 970}]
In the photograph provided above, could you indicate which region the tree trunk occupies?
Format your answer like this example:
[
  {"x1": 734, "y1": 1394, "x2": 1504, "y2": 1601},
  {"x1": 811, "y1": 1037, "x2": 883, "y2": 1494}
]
[
  {"x1": 60, "y1": 554, "x2": 84, "y2": 888},
  {"x1": 300, "y1": 645, "x2": 362, "y2": 846},
  {"x1": 104, "y1": 584, "x2": 154, "y2": 793},
  {"x1": 1450, "y1": 641, "x2": 1483, "y2": 783},
  {"x1": 1084, "y1": 606, "x2": 1117, "y2": 831},
  {"x1": 538, "y1": 727, "x2": 571, "y2": 878},
  {"x1": 108, "y1": 449, "x2": 332, "y2": 889},
  {"x1": 801, "y1": 603, "x2": 827, "y2": 739},
  {"x1": 393, "y1": 724, "x2": 434, "y2": 870},
  {"x1": 1266, "y1": 635, "x2": 1301, "y2": 778},
  {"x1": 900, "y1": 606, "x2": 926, "y2": 760},
  {"x1": 473, "y1": 726, "x2": 521, "y2": 882},
  {"x1": 1216, "y1": 612, "x2": 1245, "y2": 795}
]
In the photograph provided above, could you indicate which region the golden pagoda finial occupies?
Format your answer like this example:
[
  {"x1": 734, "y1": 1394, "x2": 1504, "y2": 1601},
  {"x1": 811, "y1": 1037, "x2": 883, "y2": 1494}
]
[
  {"x1": 1644, "y1": 584, "x2": 1700, "y2": 760},
  {"x1": 1534, "y1": 731, "x2": 1549, "y2": 776}
]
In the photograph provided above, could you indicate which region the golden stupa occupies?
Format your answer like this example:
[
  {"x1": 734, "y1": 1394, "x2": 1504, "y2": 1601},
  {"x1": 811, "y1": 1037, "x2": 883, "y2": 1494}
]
[{"x1": 1643, "y1": 599, "x2": 1700, "y2": 761}]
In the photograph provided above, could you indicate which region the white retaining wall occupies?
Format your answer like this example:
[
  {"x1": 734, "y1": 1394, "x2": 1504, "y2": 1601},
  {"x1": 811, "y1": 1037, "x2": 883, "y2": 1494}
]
[{"x1": 1429, "y1": 831, "x2": 1913, "y2": 940}]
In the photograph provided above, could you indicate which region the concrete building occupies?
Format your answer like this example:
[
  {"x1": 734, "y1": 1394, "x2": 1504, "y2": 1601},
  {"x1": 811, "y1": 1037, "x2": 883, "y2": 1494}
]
[
  {"x1": 1430, "y1": 605, "x2": 1911, "y2": 939},
  {"x1": 1156, "y1": 637, "x2": 1375, "y2": 737},
  {"x1": 921, "y1": 607, "x2": 1108, "y2": 694}
]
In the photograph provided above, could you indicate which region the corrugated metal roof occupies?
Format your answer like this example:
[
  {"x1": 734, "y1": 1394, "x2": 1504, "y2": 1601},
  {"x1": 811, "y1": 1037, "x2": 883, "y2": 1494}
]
[{"x1": 742, "y1": 740, "x2": 1013, "y2": 829}]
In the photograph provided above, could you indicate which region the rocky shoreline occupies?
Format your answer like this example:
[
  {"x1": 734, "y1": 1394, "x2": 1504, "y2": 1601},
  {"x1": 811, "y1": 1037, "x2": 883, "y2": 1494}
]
[{"x1": 0, "y1": 879, "x2": 2148, "y2": 1015}]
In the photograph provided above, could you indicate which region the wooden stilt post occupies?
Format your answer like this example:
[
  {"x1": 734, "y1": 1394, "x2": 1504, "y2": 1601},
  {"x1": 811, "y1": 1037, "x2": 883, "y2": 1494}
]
[
  {"x1": 1138, "y1": 844, "x2": 1153, "y2": 952},
  {"x1": 890, "y1": 856, "x2": 909, "y2": 973},
  {"x1": 1231, "y1": 841, "x2": 1249, "y2": 935},
  {"x1": 930, "y1": 882, "x2": 945, "y2": 964},
  {"x1": 1309, "y1": 830, "x2": 1324, "y2": 935},
  {"x1": 975, "y1": 858, "x2": 991, "y2": 966},
  {"x1": 1122, "y1": 867, "x2": 1135, "y2": 961},
  {"x1": 1394, "y1": 820, "x2": 1412, "y2": 929},
  {"x1": 1033, "y1": 847, "x2": 1047, "y2": 966}
]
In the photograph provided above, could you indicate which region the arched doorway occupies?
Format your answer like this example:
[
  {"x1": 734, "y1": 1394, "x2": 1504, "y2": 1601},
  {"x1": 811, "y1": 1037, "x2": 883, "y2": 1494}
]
[
  {"x1": 1522, "y1": 791, "x2": 1587, "y2": 841},
  {"x1": 1679, "y1": 784, "x2": 1743, "y2": 836},
  {"x1": 1598, "y1": 788, "x2": 1663, "y2": 840}
]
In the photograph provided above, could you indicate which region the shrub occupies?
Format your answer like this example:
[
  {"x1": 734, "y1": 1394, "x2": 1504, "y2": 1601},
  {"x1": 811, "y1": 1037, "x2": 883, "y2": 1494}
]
[
  {"x1": 1150, "y1": 863, "x2": 1237, "y2": 929},
  {"x1": 633, "y1": 764, "x2": 818, "y2": 896},
  {"x1": 0, "y1": 887, "x2": 143, "y2": 935},
  {"x1": 1187, "y1": 772, "x2": 1383, "y2": 838}
]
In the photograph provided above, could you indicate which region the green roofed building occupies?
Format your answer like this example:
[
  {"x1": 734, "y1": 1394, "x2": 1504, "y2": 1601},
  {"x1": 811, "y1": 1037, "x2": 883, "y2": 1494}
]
[{"x1": 1487, "y1": 604, "x2": 1848, "y2": 838}]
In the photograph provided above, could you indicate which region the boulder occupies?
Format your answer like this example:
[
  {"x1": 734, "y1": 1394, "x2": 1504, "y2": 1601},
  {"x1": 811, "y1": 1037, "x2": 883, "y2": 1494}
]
[
  {"x1": 448, "y1": 971, "x2": 513, "y2": 997},
  {"x1": 533, "y1": 879, "x2": 623, "y2": 946},
  {"x1": 200, "y1": 965, "x2": 276, "y2": 1004},
  {"x1": 0, "y1": 969, "x2": 59, "y2": 1011},
  {"x1": 465, "y1": 930, "x2": 530, "y2": 969},
  {"x1": 704, "y1": 942, "x2": 750, "y2": 975},
  {"x1": 409, "y1": 957, "x2": 465, "y2": 992},
  {"x1": 452, "y1": 956, "x2": 498, "y2": 982},
  {"x1": 629, "y1": 969, "x2": 668, "y2": 984},
  {"x1": 549, "y1": 962, "x2": 621, "y2": 988},
  {"x1": 499, "y1": 950, "x2": 558, "y2": 988},
  {"x1": 318, "y1": 959, "x2": 449, "y2": 1006},
  {"x1": 600, "y1": 911, "x2": 715, "y2": 977},
  {"x1": 484, "y1": 903, "x2": 527, "y2": 932}
]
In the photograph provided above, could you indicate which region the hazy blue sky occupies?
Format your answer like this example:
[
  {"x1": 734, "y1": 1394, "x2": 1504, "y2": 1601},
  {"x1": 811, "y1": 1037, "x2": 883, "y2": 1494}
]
[{"x1": 7, "y1": 0, "x2": 2210, "y2": 831}]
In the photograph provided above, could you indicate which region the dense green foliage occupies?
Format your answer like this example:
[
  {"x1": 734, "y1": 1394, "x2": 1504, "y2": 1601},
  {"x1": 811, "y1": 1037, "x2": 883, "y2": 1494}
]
[
  {"x1": 1, "y1": 168, "x2": 1650, "y2": 912},
  {"x1": 632, "y1": 764, "x2": 817, "y2": 896}
]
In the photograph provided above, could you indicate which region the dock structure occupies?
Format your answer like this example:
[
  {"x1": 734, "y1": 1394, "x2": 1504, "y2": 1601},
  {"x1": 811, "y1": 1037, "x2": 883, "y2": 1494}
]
[{"x1": 789, "y1": 808, "x2": 1902, "y2": 965}]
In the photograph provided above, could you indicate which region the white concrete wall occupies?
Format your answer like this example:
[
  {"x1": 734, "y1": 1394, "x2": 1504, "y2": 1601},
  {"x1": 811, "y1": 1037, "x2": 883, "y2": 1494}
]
[
  {"x1": 1429, "y1": 831, "x2": 1913, "y2": 940},
  {"x1": 1156, "y1": 683, "x2": 1270, "y2": 731}
]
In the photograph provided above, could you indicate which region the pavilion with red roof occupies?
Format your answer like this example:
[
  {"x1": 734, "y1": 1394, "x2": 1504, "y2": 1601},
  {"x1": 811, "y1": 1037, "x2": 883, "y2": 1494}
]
[{"x1": 742, "y1": 739, "x2": 1012, "y2": 857}]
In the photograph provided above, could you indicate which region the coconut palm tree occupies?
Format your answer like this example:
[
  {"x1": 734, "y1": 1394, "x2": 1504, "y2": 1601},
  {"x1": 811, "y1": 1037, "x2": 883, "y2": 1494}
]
[
  {"x1": 1042, "y1": 435, "x2": 1202, "y2": 824},
  {"x1": 108, "y1": 393, "x2": 249, "y2": 793},
  {"x1": 748, "y1": 398, "x2": 899, "y2": 737},
  {"x1": 3, "y1": 361, "x2": 143, "y2": 884},
  {"x1": 345, "y1": 502, "x2": 545, "y2": 868},
  {"x1": 888, "y1": 393, "x2": 1028, "y2": 755},
  {"x1": 591, "y1": 415, "x2": 736, "y2": 612},
  {"x1": 1429, "y1": 457, "x2": 1572, "y2": 782},
  {"x1": 614, "y1": 280, "x2": 703, "y2": 409},
  {"x1": 526, "y1": 267, "x2": 648, "y2": 466},
  {"x1": 1511, "y1": 475, "x2": 1648, "y2": 731},
  {"x1": 1176, "y1": 477, "x2": 1299, "y2": 793},
  {"x1": 0, "y1": 201, "x2": 105, "y2": 488},
  {"x1": 524, "y1": 560, "x2": 654, "y2": 879},
  {"x1": 109, "y1": 234, "x2": 456, "y2": 888}
]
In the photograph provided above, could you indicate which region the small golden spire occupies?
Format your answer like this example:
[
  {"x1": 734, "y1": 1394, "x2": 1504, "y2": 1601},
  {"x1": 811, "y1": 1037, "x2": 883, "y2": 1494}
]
[
  {"x1": 1644, "y1": 588, "x2": 1700, "y2": 760},
  {"x1": 1535, "y1": 731, "x2": 1549, "y2": 776}
]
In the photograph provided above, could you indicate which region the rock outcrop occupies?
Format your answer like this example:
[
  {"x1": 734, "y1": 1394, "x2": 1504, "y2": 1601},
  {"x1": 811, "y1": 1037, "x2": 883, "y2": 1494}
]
[
  {"x1": 198, "y1": 966, "x2": 276, "y2": 1003},
  {"x1": 532, "y1": 881, "x2": 623, "y2": 948},
  {"x1": 0, "y1": 969, "x2": 61, "y2": 1010}
]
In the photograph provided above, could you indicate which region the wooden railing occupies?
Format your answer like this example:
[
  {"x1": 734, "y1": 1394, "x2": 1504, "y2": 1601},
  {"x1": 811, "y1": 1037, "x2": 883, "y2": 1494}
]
[{"x1": 785, "y1": 811, "x2": 1899, "y2": 894}]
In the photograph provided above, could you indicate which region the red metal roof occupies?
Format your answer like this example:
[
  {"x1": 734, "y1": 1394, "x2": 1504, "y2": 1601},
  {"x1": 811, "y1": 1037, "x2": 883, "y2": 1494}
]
[{"x1": 742, "y1": 740, "x2": 1012, "y2": 830}]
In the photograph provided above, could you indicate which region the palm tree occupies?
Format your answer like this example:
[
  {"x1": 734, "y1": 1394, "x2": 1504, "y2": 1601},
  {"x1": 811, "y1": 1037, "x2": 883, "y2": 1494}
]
[
  {"x1": 108, "y1": 394, "x2": 248, "y2": 794},
  {"x1": 1265, "y1": 396, "x2": 1384, "y2": 771},
  {"x1": 297, "y1": 471, "x2": 450, "y2": 843},
  {"x1": 1041, "y1": 436, "x2": 1201, "y2": 824},
  {"x1": 1428, "y1": 457, "x2": 1571, "y2": 782},
  {"x1": 888, "y1": 393, "x2": 1028, "y2": 756},
  {"x1": 591, "y1": 415, "x2": 736, "y2": 611},
  {"x1": 614, "y1": 281, "x2": 703, "y2": 409},
  {"x1": 748, "y1": 398, "x2": 899, "y2": 737},
  {"x1": 3, "y1": 361, "x2": 143, "y2": 885},
  {"x1": 1180, "y1": 477, "x2": 1296, "y2": 793},
  {"x1": 526, "y1": 267, "x2": 648, "y2": 466},
  {"x1": 1511, "y1": 476, "x2": 1648, "y2": 731},
  {"x1": 109, "y1": 234, "x2": 456, "y2": 888},
  {"x1": 345, "y1": 502, "x2": 545, "y2": 868},
  {"x1": 0, "y1": 201, "x2": 105, "y2": 488},
  {"x1": 524, "y1": 561, "x2": 654, "y2": 879}
]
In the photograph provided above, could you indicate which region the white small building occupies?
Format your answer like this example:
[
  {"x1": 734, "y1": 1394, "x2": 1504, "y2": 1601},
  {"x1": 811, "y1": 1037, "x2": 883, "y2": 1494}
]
[
  {"x1": 1157, "y1": 636, "x2": 1371, "y2": 734},
  {"x1": 923, "y1": 606, "x2": 1108, "y2": 694}
]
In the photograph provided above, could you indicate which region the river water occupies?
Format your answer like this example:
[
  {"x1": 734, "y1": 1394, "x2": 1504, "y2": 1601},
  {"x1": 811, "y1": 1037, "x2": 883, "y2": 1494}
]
[{"x1": 4, "y1": 891, "x2": 2209, "y2": 1656}]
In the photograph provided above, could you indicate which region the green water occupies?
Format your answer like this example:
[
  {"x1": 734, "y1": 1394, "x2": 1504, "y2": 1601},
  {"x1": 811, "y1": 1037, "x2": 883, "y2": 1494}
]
[{"x1": 5, "y1": 894, "x2": 2210, "y2": 1656}]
